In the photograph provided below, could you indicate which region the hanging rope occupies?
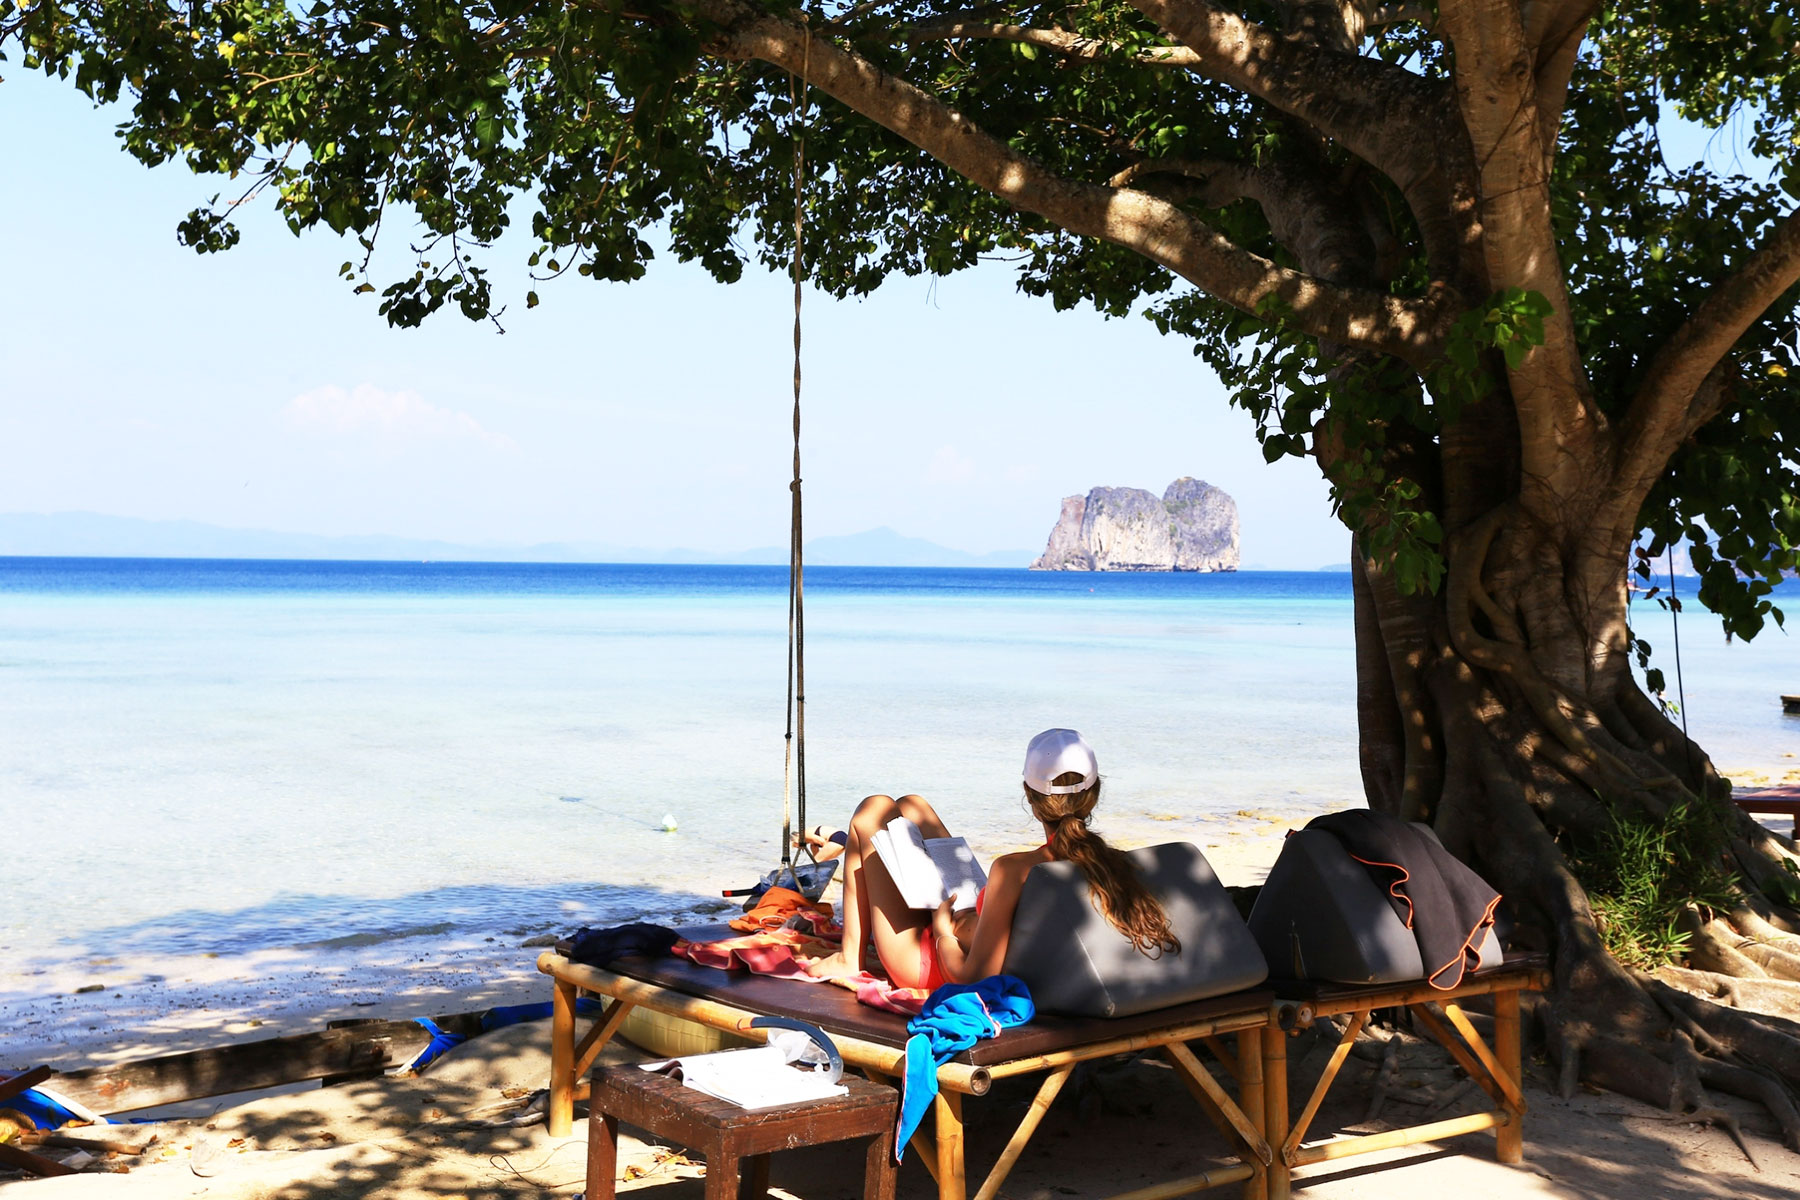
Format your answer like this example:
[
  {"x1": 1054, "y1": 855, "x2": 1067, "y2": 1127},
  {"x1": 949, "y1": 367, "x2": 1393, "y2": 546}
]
[
  {"x1": 781, "y1": 30, "x2": 812, "y2": 870},
  {"x1": 1668, "y1": 539, "x2": 1692, "y2": 757}
]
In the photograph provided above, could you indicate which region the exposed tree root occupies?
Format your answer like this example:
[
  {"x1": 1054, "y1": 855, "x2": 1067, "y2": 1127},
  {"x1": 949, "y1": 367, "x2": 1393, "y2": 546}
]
[
  {"x1": 1730, "y1": 905, "x2": 1800, "y2": 950},
  {"x1": 1697, "y1": 1058, "x2": 1800, "y2": 1153},
  {"x1": 1652, "y1": 965, "x2": 1800, "y2": 1020},
  {"x1": 1639, "y1": 975, "x2": 1800, "y2": 1081},
  {"x1": 1351, "y1": 510, "x2": 1800, "y2": 1155}
]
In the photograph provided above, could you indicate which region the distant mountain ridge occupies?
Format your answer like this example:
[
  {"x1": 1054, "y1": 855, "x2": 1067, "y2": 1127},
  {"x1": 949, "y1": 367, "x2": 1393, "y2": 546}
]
[{"x1": 0, "y1": 512, "x2": 1033, "y2": 569}]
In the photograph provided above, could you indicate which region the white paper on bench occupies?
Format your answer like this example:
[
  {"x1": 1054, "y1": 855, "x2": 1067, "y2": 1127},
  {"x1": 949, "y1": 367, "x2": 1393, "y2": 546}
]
[
  {"x1": 638, "y1": 1046, "x2": 848, "y2": 1110},
  {"x1": 870, "y1": 816, "x2": 988, "y2": 912}
]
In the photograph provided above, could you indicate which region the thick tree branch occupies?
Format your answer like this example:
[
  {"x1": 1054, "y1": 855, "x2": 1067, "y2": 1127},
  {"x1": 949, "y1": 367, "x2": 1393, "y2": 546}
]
[
  {"x1": 703, "y1": 7, "x2": 1450, "y2": 364},
  {"x1": 1120, "y1": 0, "x2": 1407, "y2": 161},
  {"x1": 1525, "y1": 3, "x2": 1594, "y2": 169},
  {"x1": 1436, "y1": 0, "x2": 1598, "y2": 515},
  {"x1": 1369, "y1": 3, "x2": 1432, "y2": 30},
  {"x1": 1123, "y1": 0, "x2": 1476, "y2": 284},
  {"x1": 1115, "y1": 152, "x2": 1377, "y2": 289},
  {"x1": 904, "y1": 21, "x2": 1200, "y2": 67},
  {"x1": 1608, "y1": 206, "x2": 1800, "y2": 516}
]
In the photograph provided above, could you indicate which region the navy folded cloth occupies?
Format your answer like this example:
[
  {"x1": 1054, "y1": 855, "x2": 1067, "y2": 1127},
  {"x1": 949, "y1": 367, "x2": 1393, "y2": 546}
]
[
  {"x1": 1306, "y1": 810, "x2": 1501, "y2": 989},
  {"x1": 557, "y1": 922, "x2": 680, "y2": 967}
]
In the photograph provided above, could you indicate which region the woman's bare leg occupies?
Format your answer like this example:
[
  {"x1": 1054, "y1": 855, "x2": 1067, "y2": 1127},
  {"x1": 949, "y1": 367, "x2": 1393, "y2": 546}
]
[{"x1": 808, "y1": 793, "x2": 953, "y2": 981}]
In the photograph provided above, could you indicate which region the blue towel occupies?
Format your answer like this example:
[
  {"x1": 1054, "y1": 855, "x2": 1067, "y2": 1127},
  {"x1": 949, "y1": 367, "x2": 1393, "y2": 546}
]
[
  {"x1": 896, "y1": 976, "x2": 1034, "y2": 1159},
  {"x1": 3, "y1": 1086, "x2": 107, "y2": 1132},
  {"x1": 399, "y1": 1018, "x2": 468, "y2": 1073},
  {"x1": 478, "y1": 997, "x2": 605, "y2": 1032}
]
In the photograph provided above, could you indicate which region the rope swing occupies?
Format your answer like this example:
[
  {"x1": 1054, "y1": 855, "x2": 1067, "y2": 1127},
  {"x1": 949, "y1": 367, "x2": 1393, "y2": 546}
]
[
  {"x1": 780, "y1": 34, "x2": 812, "y2": 873},
  {"x1": 723, "y1": 34, "x2": 835, "y2": 905}
]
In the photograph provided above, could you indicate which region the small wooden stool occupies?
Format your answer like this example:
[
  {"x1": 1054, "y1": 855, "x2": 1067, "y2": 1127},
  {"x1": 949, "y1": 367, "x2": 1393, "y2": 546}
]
[{"x1": 585, "y1": 1065, "x2": 899, "y2": 1200}]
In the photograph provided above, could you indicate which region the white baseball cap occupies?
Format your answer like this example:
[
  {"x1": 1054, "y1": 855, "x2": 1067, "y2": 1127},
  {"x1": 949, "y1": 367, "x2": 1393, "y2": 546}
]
[{"x1": 1023, "y1": 728, "x2": 1099, "y2": 794}]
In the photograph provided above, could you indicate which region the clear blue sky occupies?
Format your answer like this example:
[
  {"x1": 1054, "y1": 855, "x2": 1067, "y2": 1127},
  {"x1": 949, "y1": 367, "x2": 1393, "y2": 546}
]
[
  {"x1": 0, "y1": 67, "x2": 1353, "y2": 565},
  {"x1": 14, "y1": 71, "x2": 1738, "y2": 569}
]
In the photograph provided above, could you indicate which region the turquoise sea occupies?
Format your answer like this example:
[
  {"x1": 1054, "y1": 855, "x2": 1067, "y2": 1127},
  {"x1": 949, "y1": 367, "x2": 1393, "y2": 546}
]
[{"x1": 0, "y1": 558, "x2": 1793, "y2": 980}]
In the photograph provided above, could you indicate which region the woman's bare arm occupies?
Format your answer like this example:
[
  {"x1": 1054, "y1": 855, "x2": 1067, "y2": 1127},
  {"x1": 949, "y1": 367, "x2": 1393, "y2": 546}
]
[{"x1": 932, "y1": 851, "x2": 1038, "y2": 983}]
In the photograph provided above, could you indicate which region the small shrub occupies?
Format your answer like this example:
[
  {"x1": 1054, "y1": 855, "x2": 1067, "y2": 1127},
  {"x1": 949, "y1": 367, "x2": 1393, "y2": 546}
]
[{"x1": 1575, "y1": 801, "x2": 1739, "y2": 971}]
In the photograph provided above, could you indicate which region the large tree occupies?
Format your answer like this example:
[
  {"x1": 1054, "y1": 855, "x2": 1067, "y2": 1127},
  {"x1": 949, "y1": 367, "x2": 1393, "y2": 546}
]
[{"x1": 9, "y1": 0, "x2": 1800, "y2": 1141}]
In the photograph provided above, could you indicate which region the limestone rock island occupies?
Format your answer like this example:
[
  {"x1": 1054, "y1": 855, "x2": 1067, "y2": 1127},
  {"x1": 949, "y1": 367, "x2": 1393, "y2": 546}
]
[{"x1": 1030, "y1": 477, "x2": 1239, "y2": 572}]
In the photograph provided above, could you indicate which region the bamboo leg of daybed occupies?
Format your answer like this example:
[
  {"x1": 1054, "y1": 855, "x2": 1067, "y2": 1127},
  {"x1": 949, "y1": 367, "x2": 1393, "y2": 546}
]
[
  {"x1": 576, "y1": 999, "x2": 636, "y2": 1079},
  {"x1": 1439, "y1": 1001, "x2": 1525, "y2": 1113},
  {"x1": 935, "y1": 1090, "x2": 967, "y2": 1200},
  {"x1": 1493, "y1": 989, "x2": 1524, "y2": 1164},
  {"x1": 1165, "y1": 1043, "x2": 1271, "y2": 1167},
  {"x1": 1281, "y1": 1011, "x2": 1366, "y2": 1165},
  {"x1": 549, "y1": 976, "x2": 578, "y2": 1137},
  {"x1": 1261, "y1": 1025, "x2": 1290, "y2": 1200},
  {"x1": 1235, "y1": 1031, "x2": 1267, "y2": 1200},
  {"x1": 1201, "y1": 1036, "x2": 1241, "y2": 1083},
  {"x1": 971, "y1": 1064, "x2": 1073, "y2": 1200},
  {"x1": 1410, "y1": 1005, "x2": 1508, "y2": 1110},
  {"x1": 1166, "y1": 1049, "x2": 1242, "y2": 1148}
]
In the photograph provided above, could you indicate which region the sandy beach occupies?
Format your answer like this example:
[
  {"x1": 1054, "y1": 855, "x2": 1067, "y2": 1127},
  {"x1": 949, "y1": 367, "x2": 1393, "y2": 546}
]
[{"x1": 8, "y1": 800, "x2": 1800, "y2": 1197}]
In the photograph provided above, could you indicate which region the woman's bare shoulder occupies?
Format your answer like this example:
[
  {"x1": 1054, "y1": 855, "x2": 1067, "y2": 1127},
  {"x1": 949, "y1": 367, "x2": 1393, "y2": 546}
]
[{"x1": 989, "y1": 847, "x2": 1052, "y2": 879}]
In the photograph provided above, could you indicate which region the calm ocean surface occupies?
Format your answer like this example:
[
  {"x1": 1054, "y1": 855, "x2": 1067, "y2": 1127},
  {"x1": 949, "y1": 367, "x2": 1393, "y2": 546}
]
[{"x1": 1, "y1": 558, "x2": 1793, "y2": 972}]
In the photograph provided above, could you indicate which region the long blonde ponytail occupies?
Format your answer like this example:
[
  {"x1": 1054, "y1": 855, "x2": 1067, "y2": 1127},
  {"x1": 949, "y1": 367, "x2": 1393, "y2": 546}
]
[{"x1": 1030, "y1": 774, "x2": 1180, "y2": 957}]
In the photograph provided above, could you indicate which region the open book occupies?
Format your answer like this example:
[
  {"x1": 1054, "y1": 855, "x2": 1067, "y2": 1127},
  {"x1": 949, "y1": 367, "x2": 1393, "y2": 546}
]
[
  {"x1": 639, "y1": 1046, "x2": 847, "y2": 1110},
  {"x1": 870, "y1": 816, "x2": 988, "y2": 912}
]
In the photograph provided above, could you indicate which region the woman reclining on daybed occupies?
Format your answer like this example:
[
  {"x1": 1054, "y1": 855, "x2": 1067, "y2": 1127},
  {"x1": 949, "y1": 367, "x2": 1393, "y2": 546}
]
[{"x1": 803, "y1": 728, "x2": 1180, "y2": 990}]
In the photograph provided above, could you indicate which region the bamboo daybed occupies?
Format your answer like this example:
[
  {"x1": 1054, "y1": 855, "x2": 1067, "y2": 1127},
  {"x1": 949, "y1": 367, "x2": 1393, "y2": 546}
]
[
  {"x1": 538, "y1": 931, "x2": 1280, "y2": 1200},
  {"x1": 538, "y1": 936, "x2": 1547, "y2": 1200}
]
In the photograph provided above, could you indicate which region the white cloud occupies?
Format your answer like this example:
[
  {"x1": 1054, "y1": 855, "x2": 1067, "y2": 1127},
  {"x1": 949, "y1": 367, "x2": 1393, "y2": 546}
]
[
  {"x1": 925, "y1": 444, "x2": 977, "y2": 486},
  {"x1": 281, "y1": 384, "x2": 516, "y2": 451}
]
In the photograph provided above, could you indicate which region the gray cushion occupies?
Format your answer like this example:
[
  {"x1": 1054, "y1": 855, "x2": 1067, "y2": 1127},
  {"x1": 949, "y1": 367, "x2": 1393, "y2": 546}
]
[
  {"x1": 1000, "y1": 842, "x2": 1269, "y2": 1018},
  {"x1": 1247, "y1": 828, "x2": 1423, "y2": 984}
]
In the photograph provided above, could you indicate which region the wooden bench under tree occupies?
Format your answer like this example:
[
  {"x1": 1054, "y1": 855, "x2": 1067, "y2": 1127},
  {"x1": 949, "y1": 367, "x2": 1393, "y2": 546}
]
[{"x1": 1735, "y1": 786, "x2": 1800, "y2": 839}]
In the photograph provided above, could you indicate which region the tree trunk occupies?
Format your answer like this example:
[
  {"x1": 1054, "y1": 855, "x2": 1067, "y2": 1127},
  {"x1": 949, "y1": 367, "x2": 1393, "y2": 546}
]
[{"x1": 1354, "y1": 499, "x2": 1800, "y2": 1145}]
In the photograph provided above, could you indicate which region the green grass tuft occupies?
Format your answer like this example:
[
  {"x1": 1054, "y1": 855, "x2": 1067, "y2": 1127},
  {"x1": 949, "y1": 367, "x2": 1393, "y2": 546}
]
[{"x1": 1574, "y1": 800, "x2": 1739, "y2": 971}]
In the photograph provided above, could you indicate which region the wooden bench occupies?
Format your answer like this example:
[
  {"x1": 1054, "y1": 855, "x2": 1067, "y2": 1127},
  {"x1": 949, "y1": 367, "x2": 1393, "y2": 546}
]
[
  {"x1": 538, "y1": 935, "x2": 1277, "y2": 1200},
  {"x1": 1260, "y1": 957, "x2": 1549, "y2": 1198},
  {"x1": 1734, "y1": 787, "x2": 1800, "y2": 839},
  {"x1": 585, "y1": 1065, "x2": 898, "y2": 1200}
]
